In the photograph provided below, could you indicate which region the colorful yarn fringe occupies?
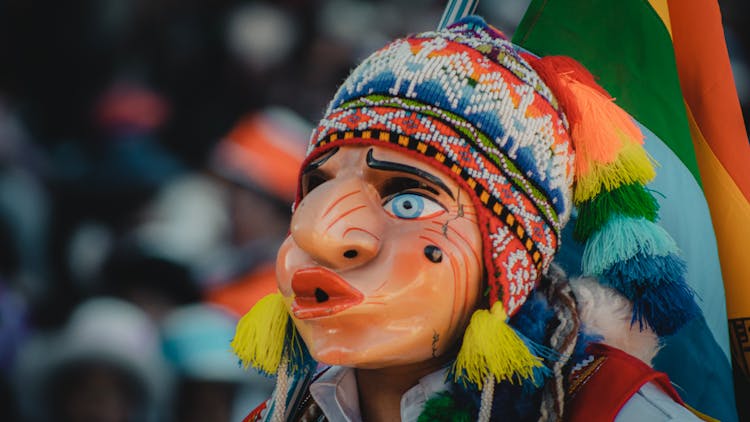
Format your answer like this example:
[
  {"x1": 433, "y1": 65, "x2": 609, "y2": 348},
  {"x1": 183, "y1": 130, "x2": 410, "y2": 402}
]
[
  {"x1": 600, "y1": 252, "x2": 700, "y2": 335},
  {"x1": 452, "y1": 302, "x2": 546, "y2": 389},
  {"x1": 581, "y1": 216, "x2": 678, "y2": 276},
  {"x1": 528, "y1": 55, "x2": 699, "y2": 337},
  {"x1": 231, "y1": 292, "x2": 289, "y2": 375},
  {"x1": 420, "y1": 283, "x2": 568, "y2": 422},
  {"x1": 573, "y1": 183, "x2": 659, "y2": 241}
]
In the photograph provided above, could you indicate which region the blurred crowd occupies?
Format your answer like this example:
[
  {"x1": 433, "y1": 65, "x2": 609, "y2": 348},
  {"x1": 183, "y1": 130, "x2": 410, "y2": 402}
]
[{"x1": 0, "y1": 1, "x2": 747, "y2": 421}]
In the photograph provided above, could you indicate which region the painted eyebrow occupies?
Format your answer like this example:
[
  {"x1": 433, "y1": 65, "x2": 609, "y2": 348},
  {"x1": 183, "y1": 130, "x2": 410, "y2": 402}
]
[
  {"x1": 302, "y1": 147, "x2": 340, "y2": 174},
  {"x1": 366, "y1": 148, "x2": 455, "y2": 200}
]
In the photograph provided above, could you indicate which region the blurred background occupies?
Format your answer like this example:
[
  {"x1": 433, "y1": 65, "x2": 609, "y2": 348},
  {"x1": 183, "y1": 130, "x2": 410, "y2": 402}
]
[{"x1": 0, "y1": 0, "x2": 747, "y2": 421}]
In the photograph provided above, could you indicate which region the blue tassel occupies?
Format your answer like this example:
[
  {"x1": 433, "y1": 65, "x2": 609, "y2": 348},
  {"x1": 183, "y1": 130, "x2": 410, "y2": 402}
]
[
  {"x1": 511, "y1": 291, "x2": 558, "y2": 387},
  {"x1": 570, "y1": 328, "x2": 603, "y2": 364},
  {"x1": 284, "y1": 321, "x2": 317, "y2": 376},
  {"x1": 510, "y1": 291, "x2": 554, "y2": 345},
  {"x1": 490, "y1": 375, "x2": 542, "y2": 421},
  {"x1": 519, "y1": 331, "x2": 556, "y2": 388},
  {"x1": 582, "y1": 216, "x2": 678, "y2": 276},
  {"x1": 631, "y1": 279, "x2": 700, "y2": 336},
  {"x1": 600, "y1": 252, "x2": 700, "y2": 336},
  {"x1": 511, "y1": 302, "x2": 561, "y2": 390},
  {"x1": 599, "y1": 251, "x2": 687, "y2": 293}
]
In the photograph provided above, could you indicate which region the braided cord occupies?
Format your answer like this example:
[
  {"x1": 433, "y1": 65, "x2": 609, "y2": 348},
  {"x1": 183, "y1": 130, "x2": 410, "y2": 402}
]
[
  {"x1": 538, "y1": 265, "x2": 580, "y2": 421},
  {"x1": 478, "y1": 374, "x2": 495, "y2": 422},
  {"x1": 270, "y1": 356, "x2": 290, "y2": 422}
]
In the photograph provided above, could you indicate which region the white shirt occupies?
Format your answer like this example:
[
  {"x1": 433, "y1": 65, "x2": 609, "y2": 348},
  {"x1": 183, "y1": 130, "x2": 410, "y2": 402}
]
[
  {"x1": 307, "y1": 366, "x2": 702, "y2": 421},
  {"x1": 616, "y1": 382, "x2": 703, "y2": 421},
  {"x1": 309, "y1": 366, "x2": 450, "y2": 422}
]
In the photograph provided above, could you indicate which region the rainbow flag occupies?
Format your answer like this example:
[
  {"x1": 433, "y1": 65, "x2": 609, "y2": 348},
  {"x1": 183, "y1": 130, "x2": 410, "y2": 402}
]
[{"x1": 514, "y1": 0, "x2": 748, "y2": 419}]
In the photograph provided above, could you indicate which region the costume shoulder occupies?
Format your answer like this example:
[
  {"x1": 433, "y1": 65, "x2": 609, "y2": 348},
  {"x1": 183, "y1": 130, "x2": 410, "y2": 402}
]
[
  {"x1": 616, "y1": 383, "x2": 706, "y2": 422},
  {"x1": 566, "y1": 343, "x2": 704, "y2": 422}
]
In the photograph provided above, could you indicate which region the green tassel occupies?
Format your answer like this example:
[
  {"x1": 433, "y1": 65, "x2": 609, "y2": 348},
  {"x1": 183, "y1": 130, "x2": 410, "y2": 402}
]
[
  {"x1": 574, "y1": 183, "x2": 659, "y2": 241},
  {"x1": 418, "y1": 392, "x2": 473, "y2": 422}
]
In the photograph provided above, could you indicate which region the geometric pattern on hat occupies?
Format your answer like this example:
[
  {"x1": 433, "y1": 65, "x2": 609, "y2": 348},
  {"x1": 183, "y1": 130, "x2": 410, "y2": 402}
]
[{"x1": 302, "y1": 17, "x2": 574, "y2": 315}]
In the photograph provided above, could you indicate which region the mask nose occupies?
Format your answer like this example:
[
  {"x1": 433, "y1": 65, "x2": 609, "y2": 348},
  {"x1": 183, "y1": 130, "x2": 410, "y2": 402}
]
[{"x1": 291, "y1": 177, "x2": 383, "y2": 270}]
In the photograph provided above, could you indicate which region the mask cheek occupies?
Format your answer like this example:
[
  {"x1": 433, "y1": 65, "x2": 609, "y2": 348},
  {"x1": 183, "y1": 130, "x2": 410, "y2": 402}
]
[
  {"x1": 276, "y1": 236, "x2": 302, "y2": 297},
  {"x1": 428, "y1": 232, "x2": 483, "y2": 340}
]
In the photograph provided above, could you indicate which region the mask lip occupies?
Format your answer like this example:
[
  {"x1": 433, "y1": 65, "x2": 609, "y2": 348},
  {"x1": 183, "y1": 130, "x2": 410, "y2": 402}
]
[{"x1": 291, "y1": 267, "x2": 365, "y2": 319}]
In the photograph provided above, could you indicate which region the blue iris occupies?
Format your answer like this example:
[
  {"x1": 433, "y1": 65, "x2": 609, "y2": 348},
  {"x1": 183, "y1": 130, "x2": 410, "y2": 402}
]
[{"x1": 390, "y1": 193, "x2": 425, "y2": 219}]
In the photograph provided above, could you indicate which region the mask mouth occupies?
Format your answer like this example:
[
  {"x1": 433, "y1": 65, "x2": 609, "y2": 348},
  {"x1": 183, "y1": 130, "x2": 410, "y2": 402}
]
[{"x1": 291, "y1": 267, "x2": 364, "y2": 319}]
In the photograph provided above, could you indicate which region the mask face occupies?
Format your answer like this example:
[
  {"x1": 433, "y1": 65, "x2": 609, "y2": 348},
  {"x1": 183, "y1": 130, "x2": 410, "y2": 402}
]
[{"x1": 276, "y1": 145, "x2": 483, "y2": 368}]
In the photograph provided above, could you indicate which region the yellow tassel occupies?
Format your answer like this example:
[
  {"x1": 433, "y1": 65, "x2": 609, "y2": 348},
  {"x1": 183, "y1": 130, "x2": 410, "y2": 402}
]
[
  {"x1": 453, "y1": 302, "x2": 543, "y2": 389},
  {"x1": 574, "y1": 141, "x2": 657, "y2": 203},
  {"x1": 230, "y1": 292, "x2": 289, "y2": 375}
]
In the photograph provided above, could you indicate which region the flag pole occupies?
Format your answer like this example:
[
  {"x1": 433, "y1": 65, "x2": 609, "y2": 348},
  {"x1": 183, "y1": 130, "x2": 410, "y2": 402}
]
[{"x1": 437, "y1": 0, "x2": 479, "y2": 29}]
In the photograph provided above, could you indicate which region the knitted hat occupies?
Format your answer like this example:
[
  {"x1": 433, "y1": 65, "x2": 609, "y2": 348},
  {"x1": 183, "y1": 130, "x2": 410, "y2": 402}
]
[
  {"x1": 304, "y1": 17, "x2": 573, "y2": 319},
  {"x1": 232, "y1": 15, "x2": 699, "y2": 393}
]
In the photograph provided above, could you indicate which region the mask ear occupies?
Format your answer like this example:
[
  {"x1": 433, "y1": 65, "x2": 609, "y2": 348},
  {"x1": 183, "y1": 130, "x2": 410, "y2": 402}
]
[{"x1": 525, "y1": 54, "x2": 700, "y2": 336}]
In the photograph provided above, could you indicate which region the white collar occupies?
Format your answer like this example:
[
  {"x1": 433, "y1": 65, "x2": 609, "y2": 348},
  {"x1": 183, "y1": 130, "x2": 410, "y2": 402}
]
[{"x1": 309, "y1": 366, "x2": 451, "y2": 422}]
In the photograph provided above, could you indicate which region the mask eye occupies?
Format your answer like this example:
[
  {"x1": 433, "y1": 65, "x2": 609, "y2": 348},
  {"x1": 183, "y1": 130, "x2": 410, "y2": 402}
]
[
  {"x1": 384, "y1": 193, "x2": 445, "y2": 220},
  {"x1": 302, "y1": 171, "x2": 329, "y2": 197}
]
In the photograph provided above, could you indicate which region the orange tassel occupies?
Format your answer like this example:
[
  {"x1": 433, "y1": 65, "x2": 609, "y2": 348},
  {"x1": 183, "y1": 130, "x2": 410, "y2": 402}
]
[
  {"x1": 524, "y1": 54, "x2": 653, "y2": 201},
  {"x1": 526, "y1": 55, "x2": 644, "y2": 175}
]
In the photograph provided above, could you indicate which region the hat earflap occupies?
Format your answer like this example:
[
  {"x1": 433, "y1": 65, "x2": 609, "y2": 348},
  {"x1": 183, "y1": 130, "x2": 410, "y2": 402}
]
[
  {"x1": 525, "y1": 54, "x2": 700, "y2": 336},
  {"x1": 231, "y1": 292, "x2": 313, "y2": 376}
]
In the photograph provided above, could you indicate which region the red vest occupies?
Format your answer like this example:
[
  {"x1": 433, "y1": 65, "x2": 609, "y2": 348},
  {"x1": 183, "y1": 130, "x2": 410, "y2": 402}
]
[{"x1": 566, "y1": 343, "x2": 686, "y2": 421}]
